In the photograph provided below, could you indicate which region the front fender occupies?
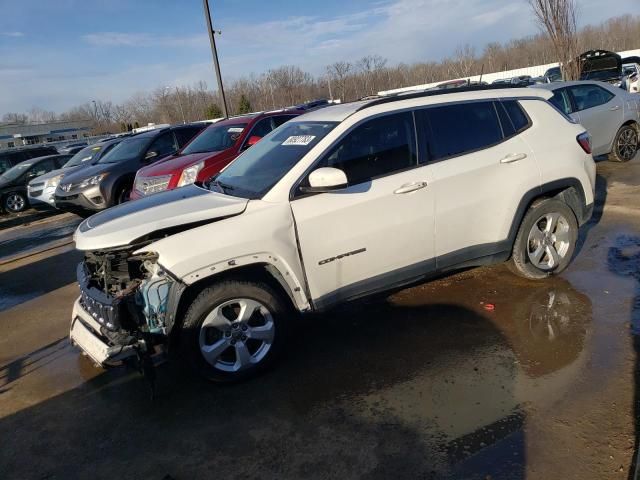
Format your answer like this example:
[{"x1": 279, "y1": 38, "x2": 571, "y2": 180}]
[{"x1": 135, "y1": 201, "x2": 311, "y2": 312}]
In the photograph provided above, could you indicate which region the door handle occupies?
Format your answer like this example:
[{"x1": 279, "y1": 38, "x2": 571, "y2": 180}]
[
  {"x1": 394, "y1": 181, "x2": 428, "y2": 194},
  {"x1": 500, "y1": 153, "x2": 527, "y2": 164},
  {"x1": 610, "y1": 105, "x2": 621, "y2": 111}
]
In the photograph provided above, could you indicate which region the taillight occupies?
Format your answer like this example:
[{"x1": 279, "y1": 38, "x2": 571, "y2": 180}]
[{"x1": 577, "y1": 132, "x2": 591, "y2": 154}]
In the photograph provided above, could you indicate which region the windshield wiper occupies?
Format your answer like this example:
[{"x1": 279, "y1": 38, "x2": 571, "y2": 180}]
[{"x1": 208, "y1": 179, "x2": 235, "y2": 194}]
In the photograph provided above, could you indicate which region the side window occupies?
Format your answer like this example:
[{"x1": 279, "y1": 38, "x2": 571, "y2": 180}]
[
  {"x1": 569, "y1": 85, "x2": 614, "y2": 111},
  {"x1": 273, "y1": 115, "x2": 296, "y2": 128},
  {"x1": 29, "y1": 159, "x2": 55, "y2": 178},
  {"x1": 0, "y1": 156, "x2": 11, "y2": 174},
  {"x1": 317, "y1": 111, "x2": 417, "y2": 186},
  {"x1": 249, "y1": 118, "x2": 276, "y2": 139},
  {"x1": 174, "y1": 127, "x2": 202, "y2": 148},
  {"x1": 424, "y1": 101, "x2": 502, "y2": 161},
  {"x1": 549, "y1": 88, "x2": 573, "y2": 115},
  {"x1": 495, "y1": 102, "x2": 516, "y2": 138},
  {"x1": 148, "y1": 132, "x2": 178, "y2": 158}
]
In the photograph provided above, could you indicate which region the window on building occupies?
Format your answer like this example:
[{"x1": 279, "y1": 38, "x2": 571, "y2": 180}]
[
  {"x1": 71, "y1": 134, "x2": 78, "y2": 139},
  {"x1": 7, "y1": 142, "x2": 14, "y2": 148}
]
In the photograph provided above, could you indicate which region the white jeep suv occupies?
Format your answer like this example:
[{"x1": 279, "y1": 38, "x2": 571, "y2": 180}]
[{"x1": 70, "y1": 86, "x2": 596, "y2": 382}]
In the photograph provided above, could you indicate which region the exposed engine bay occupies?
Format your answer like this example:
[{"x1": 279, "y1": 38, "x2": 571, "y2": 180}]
[
  {"x1": 73, "y1": 245, "x2": 182, "y2": 395},
  {"x1": 81, "y1": 245, "x2": 175, "y2": 336}
]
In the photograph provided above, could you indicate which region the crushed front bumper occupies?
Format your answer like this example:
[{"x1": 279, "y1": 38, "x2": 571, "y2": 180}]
[{"x1": 70, "y1": 297, "x2": 139, "y2": 367}]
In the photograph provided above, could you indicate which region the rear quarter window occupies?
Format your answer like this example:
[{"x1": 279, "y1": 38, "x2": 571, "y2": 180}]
[{"x1": 501, "y1": 100, "x2": 530, "y2": 131}]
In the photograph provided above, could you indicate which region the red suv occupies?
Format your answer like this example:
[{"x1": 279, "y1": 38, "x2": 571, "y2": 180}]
[{"x1": 131, "y1": 110, "x2": 305, "y2": 200}]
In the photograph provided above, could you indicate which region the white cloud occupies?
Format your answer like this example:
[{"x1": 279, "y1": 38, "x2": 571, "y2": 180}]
[
  {"x1": 2, "y1": 0, "x2": 639, "y2": 112},
  {"x1": 1, "y1": 31, "x2": 24, "y2": 37}
]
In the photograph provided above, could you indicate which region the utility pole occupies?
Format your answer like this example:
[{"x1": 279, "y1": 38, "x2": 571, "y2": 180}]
[{"x1": 203, "y1": 0, "x2": 228, "y2": 118}]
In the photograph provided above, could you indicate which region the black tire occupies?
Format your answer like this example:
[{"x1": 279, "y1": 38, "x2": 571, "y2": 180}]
[
  {"x1": 608, "y1": 124, "x2": 638, "y2": 162},
  {"x1": 114, "y1": 186, "x2": 131, "y2": 205},
  {"x1": 2, "y1": 192, "x2": 28, "y2": 214},
  {"x1": 180, "y1": 279, "x2": 290, "y2": 383},
  {"x1": 508, "y1": 198, "x2": 578, "y2": 280}
]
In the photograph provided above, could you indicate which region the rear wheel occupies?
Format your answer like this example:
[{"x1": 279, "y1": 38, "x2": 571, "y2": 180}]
[
  {"x1": 608, "y1": 124, "x2": 638, "y2": 162},
  {"x1": 180, "y1": 279, "x2": 290, "y2": 383},
  {"x1": 509, "y1": 199, "x2": 578, "y2": 279},
  {"x1": 3, "y1": 192, "x2": 28, "y2": 213}
]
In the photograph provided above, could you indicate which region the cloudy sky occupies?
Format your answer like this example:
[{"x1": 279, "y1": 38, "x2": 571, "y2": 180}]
[{"x1": 0, "y1": 0, "x2": 637, "y2": 113}]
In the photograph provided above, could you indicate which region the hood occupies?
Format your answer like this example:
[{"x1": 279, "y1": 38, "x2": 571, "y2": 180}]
[
  {"x1": 137, "y1": 151, "x2": 225, "y2": 177},
  {"x1": 29, "y1": 166, "x2": 72, "y2": 186},
  {"x1": 60, "y1": 163, "x2": 113, "y2": 187},
  {"x1": 74, "y1": 184, "x2": 248, "y2": 250}
]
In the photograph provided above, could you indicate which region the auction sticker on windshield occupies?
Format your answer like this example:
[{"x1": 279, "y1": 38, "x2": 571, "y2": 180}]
[
  {"x1": 228, "y1": 127, "x2": 244, "y2": 133},
  {"x1": 282, "y1": 135, "x2": 316, "y2": 146}
]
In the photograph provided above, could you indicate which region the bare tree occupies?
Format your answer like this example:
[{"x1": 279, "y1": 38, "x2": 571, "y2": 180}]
[
  {"x1": 528, "y1": 0, "x2": 580, "y2": 80},
  {"x1": 326, "y1": 61, "x2": 352, "y2": 101},
  {"x1": 452, "y1": 44, "x2": 477, "y2": 78},
  {"x1": 2, "y1": 112, "x2": 29, "y2": 124}
]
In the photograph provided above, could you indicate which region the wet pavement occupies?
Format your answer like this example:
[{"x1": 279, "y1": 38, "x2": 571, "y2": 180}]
[
  {"x1": 1, "y1": 156, "x2": 640, "y2": 479},
  {"x1": 0, "y1": 210, "x2": 80, "y2": 261}
]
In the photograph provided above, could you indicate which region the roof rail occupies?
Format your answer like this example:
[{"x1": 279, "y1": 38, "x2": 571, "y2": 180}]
[{"x1": 356, "y1": 84, "x2": 527, "y2": 112}]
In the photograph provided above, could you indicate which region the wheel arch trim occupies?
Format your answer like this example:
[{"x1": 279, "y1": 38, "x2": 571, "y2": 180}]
[
  {"x1": 507, "y1": 178, "x2": 590, "y2": 251},
  {"x1": 166, "y1": 252, "x2": 310, "y2": 328}
]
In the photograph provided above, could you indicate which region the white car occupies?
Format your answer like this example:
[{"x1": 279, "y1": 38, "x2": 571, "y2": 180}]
[
  {"x1": 623, "y1": 63, "x2": 639, "y2": 94},
  {"x1": 70, "y1": 86, "x2": 596, "y2": 382},
  {"x1": 537, "y1": 80, "x2": 640, "y2": 162}
]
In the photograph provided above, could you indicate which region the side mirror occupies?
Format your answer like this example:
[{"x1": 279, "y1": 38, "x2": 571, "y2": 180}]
[
  {"x1": 244, "y1": 135, "x2": 262, "y2": 149},
  {"x1": 300, "y1": 167, "x2": 348, "y2": 193},
  {"x1": 144, "y1": 150, "x2": 158, "y2": 161}
]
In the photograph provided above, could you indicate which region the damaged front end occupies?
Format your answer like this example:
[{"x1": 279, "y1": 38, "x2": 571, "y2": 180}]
[{"x1": 70, "y1": 245, "x2": 182, "y2": 368}]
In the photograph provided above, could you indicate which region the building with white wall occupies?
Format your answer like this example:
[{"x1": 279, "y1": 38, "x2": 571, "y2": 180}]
[{"x1": 0, "y1": 120, "x2": 92, "y2": 150}]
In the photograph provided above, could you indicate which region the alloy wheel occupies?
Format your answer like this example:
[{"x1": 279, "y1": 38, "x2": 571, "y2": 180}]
[
  {"x1": 526, "y1": 212, "x2": 571, "y2": 271},
  {"x1": 5, "y1": 193, "x2": 25, "y2": 212},
  {"x1": 617, "y1": 128, "x2": 638, "y2": 161},
  {"x1": 198, "y1": 298, "x2": 275, "y2": 372}
]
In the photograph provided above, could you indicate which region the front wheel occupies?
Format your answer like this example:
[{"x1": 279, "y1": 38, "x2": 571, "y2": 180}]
[
  {"x1": 508, "y1": 199, "x2": 578, "y2": 280},
  {"x1": 115, "y1": 186, "x2": 131, "y2": 205},
  {"x1": 608, "y1": 124, "x2": 638, "y2": 162},
  {"x1": 180, "y1": 280, "x2": 290, "y2": 383},
  {"x1": 3, "y1": 192, "x2": 28, "y2": 213}
]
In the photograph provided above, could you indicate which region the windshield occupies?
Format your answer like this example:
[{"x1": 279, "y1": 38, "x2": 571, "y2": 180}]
[
  {"x1": 0, "y1": 161, "x2": 33, "y2": 182},
  {"x1": 64, "y1": 145, "x2": 103, "y2": 167},
  {"x1": 182, "y1": 123, "x2": 247, "y2": 154},
  {"x1": 212, "y1": 121, "x2": 337, "y2": 199},
  {"x1": 98, "y1": 137, "x2": 148, "y2": 163}
]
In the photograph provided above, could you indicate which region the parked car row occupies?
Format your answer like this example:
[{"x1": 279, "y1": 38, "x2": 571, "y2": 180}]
[{"x1": 43, "y1": 104, "x2": 322, "y2": 215}]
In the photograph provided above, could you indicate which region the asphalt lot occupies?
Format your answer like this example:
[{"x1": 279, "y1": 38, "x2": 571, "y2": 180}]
[{"x1": 1, "y1": 155, "x2": 640, "y2": 479}]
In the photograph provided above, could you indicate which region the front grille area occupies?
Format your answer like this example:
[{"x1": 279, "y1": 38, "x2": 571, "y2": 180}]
[
  {"x1": 77, "y1": 262, "x2": 135, "y2": 332},
  {"x1": 30, "y1": 189, "x2": 43, "y2": 197},
  {"x1": 134, "y1": 175, "x2": 172, "y2": 196},
  {"x1": 79, "y1": 292, "x2": 117, "y2": 330}
]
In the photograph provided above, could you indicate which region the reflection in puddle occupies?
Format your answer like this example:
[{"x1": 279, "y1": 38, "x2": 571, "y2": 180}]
[{"x1": 341, "y1": 270, "x2": 592, "y2": 474}]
